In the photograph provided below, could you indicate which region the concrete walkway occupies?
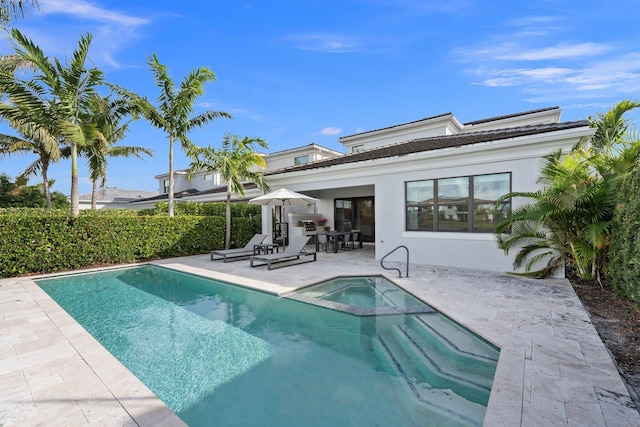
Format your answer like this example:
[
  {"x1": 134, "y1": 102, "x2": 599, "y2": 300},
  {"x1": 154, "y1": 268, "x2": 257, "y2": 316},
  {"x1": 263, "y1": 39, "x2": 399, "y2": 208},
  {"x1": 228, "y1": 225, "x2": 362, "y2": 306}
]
[{"x1": 1, "y1": 247, "x2": 638, "y2": 426}]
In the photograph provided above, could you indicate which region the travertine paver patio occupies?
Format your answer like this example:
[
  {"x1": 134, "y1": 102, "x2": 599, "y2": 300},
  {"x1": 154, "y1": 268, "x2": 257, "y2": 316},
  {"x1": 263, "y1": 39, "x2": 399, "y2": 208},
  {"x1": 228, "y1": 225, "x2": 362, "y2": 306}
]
[{"x1": 1, "y1": 246, "x2": 638, "y2": 426}]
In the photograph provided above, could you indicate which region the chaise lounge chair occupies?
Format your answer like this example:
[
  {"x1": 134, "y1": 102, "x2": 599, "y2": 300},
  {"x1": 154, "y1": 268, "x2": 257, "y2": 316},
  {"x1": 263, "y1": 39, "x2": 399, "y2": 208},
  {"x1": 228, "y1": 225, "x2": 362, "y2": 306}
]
[
  {"x1": 210, "y1": 234, "x2": 267, "y2": 262},
  {"x1": 250, "y1": 236, "x2": 316, "y2": 270}
]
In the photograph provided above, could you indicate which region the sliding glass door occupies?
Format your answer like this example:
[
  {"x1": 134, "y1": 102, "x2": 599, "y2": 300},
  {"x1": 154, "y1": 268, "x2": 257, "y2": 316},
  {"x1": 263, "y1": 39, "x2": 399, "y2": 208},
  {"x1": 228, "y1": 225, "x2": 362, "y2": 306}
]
[{"x1": 335, "y1": 197, "x2": 374, "y2": 242}]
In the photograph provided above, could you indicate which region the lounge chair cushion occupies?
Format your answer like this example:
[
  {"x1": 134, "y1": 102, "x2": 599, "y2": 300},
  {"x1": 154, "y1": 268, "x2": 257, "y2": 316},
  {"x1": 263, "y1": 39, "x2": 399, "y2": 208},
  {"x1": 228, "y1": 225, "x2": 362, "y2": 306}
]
[
  {"x1": 250, "y1": 236, "x2": 316, "y2": 270},
  {"x1": 211, "y1": 234, "x2": 267, "y2": 262}
]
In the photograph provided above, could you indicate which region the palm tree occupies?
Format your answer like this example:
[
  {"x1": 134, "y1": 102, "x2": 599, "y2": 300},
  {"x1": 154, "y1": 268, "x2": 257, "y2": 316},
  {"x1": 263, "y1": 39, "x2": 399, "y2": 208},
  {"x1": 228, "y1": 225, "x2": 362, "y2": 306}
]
[
  {"x1": 587, "y1": 100, "x2": 640, "y2": 157},
  {"x1": 188, "y1": 133, "x2": 269, "y2": 249},
  {"x1": 0, "y1": 0, "x2": 38, "y2": 23},
  {"x1": 495, "y1": 150, "x2": 616, "y2": 280},
  {"x1": 495, "y1": 100, "x2": 640, "y2": 282},
  {"x1": 122, "y1": 54, "x2": 230, "y2": 217},
  {"x1": 82, "y1": 93, "x2": 152, "y2": 209},
  {"x1": 0, "y1": 28, "x2": 105, "y2": 216},
  {"x1": 0, "y1": 121, "x2": 63, "y2": 208}
]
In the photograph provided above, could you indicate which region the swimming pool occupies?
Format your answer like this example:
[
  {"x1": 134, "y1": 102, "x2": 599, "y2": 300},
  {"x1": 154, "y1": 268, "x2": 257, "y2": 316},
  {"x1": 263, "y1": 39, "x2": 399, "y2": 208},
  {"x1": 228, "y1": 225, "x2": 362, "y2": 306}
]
[{"x1": 36, "y1": 265, "x2": 499, "y2": 426}]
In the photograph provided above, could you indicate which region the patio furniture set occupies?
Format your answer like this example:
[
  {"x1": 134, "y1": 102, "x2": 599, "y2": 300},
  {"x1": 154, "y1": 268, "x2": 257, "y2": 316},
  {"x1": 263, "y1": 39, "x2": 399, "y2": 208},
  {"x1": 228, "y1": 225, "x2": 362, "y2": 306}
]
[
  {"x1": 210, "y1": 230, "x2": 362, "y2": 270},
  {"x1": 210, "y1": 234, "x2": 316, "y2": 270}
]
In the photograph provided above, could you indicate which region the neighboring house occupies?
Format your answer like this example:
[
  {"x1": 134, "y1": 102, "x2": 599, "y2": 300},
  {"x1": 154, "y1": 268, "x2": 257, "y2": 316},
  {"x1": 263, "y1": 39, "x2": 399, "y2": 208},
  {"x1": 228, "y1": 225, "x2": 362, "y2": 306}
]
[
  {"x1": 128, "y1": 143, "x2": 343, "y2": 210},
  {"x1": 77, "y1": 188, "x2": 160, "y2": 210},
  {"x1": 130, "y1": 106, "x2": 595, "y2": 274}
]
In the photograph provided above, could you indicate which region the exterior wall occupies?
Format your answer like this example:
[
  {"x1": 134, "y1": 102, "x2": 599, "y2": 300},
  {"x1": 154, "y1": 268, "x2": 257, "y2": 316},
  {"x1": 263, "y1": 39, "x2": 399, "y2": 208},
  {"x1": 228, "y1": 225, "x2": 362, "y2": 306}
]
[
  {"x1": 77, "y1": 201, "x2": 126, "y2": 210},
  {"x1": 373, "y1": 157, "x2": 538, "y2": 272},
  {"x1": 339, "y1": 115, "x2": 462, "y2": 152},
  {"x1": 265, "y1": 147, "x2": 341, "y2": 171},
  {"x1": 184, "y1": 171, "x2": 221, "y2": 192},
  {"x1": 461, "y1": 108, "x2": 561, "y2": 133},
  {"x1": 156, "y1": 171, "x2": 222, "y2": 194}
]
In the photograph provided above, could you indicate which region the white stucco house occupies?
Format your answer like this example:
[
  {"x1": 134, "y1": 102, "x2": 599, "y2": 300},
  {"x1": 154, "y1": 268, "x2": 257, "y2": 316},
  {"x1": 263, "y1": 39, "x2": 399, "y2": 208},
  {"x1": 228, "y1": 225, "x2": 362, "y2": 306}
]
[
  {"x1": 77, "y1": 188, "x2": 159, "y2": 210},
  {"x1": 128, "y1": 143, "x2": 343, "y2": 209},
  {"x1": 130, "y1": 106, "x2": 595, "y2": 274}
]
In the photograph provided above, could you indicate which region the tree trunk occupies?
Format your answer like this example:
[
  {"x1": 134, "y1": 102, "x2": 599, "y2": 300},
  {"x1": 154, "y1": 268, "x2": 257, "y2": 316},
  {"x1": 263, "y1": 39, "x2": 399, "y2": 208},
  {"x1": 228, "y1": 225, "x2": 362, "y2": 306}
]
[
  {"x1": 91, "y1": 179, "x2": 98, "y2": 210},
  {"x1": 168, "y1": 135, "x2": 174, "y2": 217},
  {"x1": 42, "y1": 161, "x2": 51, "y2": 209},
  {"x1": 225, "y1": 188, "x2": 231, "y2": 249},
  {"x1": 70, "y1": 143, "x2": 79, "y2": 217}
]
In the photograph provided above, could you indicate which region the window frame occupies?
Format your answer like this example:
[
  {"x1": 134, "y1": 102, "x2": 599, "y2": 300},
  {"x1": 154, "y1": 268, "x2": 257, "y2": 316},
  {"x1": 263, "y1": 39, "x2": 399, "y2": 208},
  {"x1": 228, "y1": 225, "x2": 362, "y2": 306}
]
[
  {"x1": 405, "y1": 172, "x2": 511, "y2": 233},
  {"x1": 294, "y1": 155, "x2": 309, "y2": 165}
]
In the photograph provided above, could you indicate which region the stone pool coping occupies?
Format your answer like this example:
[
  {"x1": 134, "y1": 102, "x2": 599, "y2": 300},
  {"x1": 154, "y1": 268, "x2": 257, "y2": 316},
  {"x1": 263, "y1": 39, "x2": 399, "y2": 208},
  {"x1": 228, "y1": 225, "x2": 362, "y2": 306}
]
[{"x1": 1, "y1": 248, "x2": 639, "y2": 426}]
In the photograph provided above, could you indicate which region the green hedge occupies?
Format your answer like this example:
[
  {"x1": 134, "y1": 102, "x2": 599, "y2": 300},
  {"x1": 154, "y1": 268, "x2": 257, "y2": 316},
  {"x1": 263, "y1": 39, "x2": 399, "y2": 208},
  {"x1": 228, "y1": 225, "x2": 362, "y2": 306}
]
[
  {"x1": 608, "y1": 166, "x2": 640, "y2": 307},
  {"x1": 0, "y1": 206, "x2": 261, "y2": 278},
  {"x1": 143, "y1": 201, "x2": 262, "y2": 217}
]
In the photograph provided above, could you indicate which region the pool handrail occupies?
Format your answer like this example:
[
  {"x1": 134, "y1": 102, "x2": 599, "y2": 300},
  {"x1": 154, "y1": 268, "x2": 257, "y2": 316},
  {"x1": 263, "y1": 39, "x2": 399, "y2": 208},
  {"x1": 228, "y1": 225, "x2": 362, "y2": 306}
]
[{"x1": 380, "y1": 245, "x2": 409, "y2": 278}]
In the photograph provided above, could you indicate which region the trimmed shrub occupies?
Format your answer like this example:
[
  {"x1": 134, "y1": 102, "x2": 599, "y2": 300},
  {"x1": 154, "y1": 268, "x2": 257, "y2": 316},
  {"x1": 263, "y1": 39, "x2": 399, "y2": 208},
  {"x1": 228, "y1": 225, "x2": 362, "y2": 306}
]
[
  {"x1": 148, "y1": 201, "x2": 261, "y2": 217},
  {"x1": 608, "y1": 165, "x2": 640, "y2": 307},
  {"x1": 0, "y1": 207, "x2": 261, "y2": 278}
]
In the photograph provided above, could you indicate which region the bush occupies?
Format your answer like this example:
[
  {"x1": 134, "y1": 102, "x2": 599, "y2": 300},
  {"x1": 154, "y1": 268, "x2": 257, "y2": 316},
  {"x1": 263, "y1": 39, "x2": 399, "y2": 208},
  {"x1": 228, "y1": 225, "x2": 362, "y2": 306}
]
[
  {"x1": 608, "y1": 166, "x2": 640, "y2": 307},
  {"x1": 147, "y1": 201, "x2": 261, "y2": 217},
  {"x1": 0, "y1": 207, "x2": 261, "y2": 278}
]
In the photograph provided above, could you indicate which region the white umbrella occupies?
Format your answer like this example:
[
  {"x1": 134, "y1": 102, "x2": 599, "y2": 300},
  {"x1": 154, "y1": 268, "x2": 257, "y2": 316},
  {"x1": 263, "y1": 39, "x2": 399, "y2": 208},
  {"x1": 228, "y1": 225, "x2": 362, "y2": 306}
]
[{"x1": 249, "y1": 188, "x2": 319, "y2": 206}]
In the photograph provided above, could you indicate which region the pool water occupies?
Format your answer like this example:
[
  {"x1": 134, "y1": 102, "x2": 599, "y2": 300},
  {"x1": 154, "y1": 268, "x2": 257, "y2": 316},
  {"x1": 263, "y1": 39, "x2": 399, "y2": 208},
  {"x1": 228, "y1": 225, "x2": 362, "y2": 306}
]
[
  {"x1": 36, "y1": 265, "x2": 499, "y2": 427},
  {"x1": 290, "y1": 275, "x2": 433, "y2": 315}
]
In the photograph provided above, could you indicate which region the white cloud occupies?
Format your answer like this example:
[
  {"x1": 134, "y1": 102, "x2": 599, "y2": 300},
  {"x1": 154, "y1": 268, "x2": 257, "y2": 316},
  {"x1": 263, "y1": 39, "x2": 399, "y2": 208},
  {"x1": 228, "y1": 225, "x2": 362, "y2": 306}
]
[
  {"x1": 32, "y1": 0, "x2": 150, "y2": 69},
  {"x1": 474, "y1": 63, "x2": 640, "y2": 94},
  {"x1": 456, "y1": 15, "x2": 640, "y2": 105},
  {"x1": 39, "y1": 0, "x2": 148, "y2": 27},
  {"x1": 287, "y1": 33, "x2": 357, "y2": 53},
  {"x1": 459, "y1": 42, "x2": 609, "y2": 63},
  {"x1": 498, "y1": 42, "x2": 609, "y2": 61},
  {"x1": 320, "y1": 127, "x2": 342, "y2": 136}
]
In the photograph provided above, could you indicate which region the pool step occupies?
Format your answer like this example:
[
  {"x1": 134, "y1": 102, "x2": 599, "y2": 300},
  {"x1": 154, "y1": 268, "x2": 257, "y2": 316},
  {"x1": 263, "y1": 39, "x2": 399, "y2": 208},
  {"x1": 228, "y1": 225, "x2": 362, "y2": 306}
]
[
  {"x1": 372, "y1": 335, "x2": 486, "y2": 427},
  {"x1": 402, "y1": 317, "x2": 498, "y2": 385},
  {"x1": 389, "y1": 325, "x2": 494, "y2": 402},
  {"x1": 412, "y1": 313, "x2": 499, "y2": 363}
]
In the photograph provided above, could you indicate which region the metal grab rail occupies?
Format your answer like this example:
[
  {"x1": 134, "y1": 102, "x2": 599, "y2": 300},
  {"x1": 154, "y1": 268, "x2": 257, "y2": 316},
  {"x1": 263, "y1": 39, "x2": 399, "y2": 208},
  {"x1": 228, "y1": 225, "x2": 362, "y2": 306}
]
[{"x1": 380, "y1": 245, "x2": 410, "y2": 278}]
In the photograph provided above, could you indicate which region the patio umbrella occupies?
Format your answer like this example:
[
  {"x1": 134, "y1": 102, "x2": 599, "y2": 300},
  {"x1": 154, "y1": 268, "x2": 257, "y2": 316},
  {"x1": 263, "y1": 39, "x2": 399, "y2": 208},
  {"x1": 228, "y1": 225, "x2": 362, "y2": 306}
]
[{"x1": 249, "y1": 188, "x2": 319, "y2": 206}]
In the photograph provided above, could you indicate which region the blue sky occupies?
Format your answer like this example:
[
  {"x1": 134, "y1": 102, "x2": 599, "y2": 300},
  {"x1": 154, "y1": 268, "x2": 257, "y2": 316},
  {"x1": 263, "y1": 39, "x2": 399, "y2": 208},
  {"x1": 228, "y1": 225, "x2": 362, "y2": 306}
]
[{"x1": 1, "y1": 0, "x2": 639, "y2": 195}]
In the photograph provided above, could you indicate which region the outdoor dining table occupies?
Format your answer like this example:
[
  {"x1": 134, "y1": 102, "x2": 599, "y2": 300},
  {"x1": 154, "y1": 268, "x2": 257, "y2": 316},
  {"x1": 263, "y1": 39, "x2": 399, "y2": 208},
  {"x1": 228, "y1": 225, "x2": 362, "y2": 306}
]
[{"x1": 316, "y1": 230, "x2": 351, "y2": 253}]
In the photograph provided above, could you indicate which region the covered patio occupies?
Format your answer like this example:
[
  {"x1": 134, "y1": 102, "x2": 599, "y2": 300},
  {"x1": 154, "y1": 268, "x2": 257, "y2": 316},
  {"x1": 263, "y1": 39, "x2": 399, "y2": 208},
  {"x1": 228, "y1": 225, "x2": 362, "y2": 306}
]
[{"x1": 1, "y1": 247, "x2": 638, "y2": 426}]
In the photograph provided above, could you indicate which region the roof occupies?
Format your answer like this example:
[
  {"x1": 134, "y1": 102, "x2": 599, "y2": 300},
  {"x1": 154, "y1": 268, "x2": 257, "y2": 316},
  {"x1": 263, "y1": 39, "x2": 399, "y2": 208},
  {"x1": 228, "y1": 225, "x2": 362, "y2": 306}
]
[
  {"x1": 463, "y1": 106, "x2": 560, "y2": 126},
  {"x1": 130, "y1": 188, "x2": 199, "y2": 202},
  {"x1": 131, "y1": 183, "x2": 258, "y2": 203},
  {"x1": 78, "y1": 188, "x2": 159, "y2": 202},
  {"x1": 266, "y1": 120, "x2": 591, "y2": 175}
]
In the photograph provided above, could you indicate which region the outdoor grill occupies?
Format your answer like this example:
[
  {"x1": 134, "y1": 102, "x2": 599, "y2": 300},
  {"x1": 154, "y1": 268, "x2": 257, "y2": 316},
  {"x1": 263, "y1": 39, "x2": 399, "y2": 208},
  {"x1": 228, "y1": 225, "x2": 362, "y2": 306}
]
[{"x1": 300, "y1": 220, "x2": 317, "y2": 232}]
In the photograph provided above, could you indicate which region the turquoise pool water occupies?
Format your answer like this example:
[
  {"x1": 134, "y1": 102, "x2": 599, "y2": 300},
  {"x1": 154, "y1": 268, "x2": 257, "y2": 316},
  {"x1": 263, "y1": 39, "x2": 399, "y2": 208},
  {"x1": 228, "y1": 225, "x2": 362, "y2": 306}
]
[
  {"x1": 290, "y1": 275, "x2": 432, "y2": 314},
  {"x1": 36, "y1": 265, "x2": 499, "y2": 427}
]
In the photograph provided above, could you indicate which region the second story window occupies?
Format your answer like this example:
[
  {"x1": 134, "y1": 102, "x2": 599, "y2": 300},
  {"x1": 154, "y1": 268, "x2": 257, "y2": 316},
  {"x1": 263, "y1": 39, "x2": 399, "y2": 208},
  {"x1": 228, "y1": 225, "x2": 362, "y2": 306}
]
[
  {"x1": 352, "y1": 145, "x2": 364, "y2": 153},
  {"x1": 294, "y1": 155, "x2": 309, "y2": 165},
  {"x1": 163, "y1": 179, "x2": 169, "y2": 194}
]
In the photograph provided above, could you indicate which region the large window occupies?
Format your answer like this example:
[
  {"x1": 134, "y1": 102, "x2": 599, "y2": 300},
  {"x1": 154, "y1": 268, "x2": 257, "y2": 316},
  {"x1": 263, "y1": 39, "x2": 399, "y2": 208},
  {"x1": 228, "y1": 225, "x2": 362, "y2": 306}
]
[{"x1": 406, "y1": 173, "x2": 511, "y2": 233}]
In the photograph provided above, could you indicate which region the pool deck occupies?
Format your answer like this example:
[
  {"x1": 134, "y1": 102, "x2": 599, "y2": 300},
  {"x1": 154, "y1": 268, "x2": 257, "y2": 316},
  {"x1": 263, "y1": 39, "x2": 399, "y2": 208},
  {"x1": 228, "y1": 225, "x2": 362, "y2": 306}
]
[{"x1": 1, "y1": 246, "x2": 639, "y2": 426}]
